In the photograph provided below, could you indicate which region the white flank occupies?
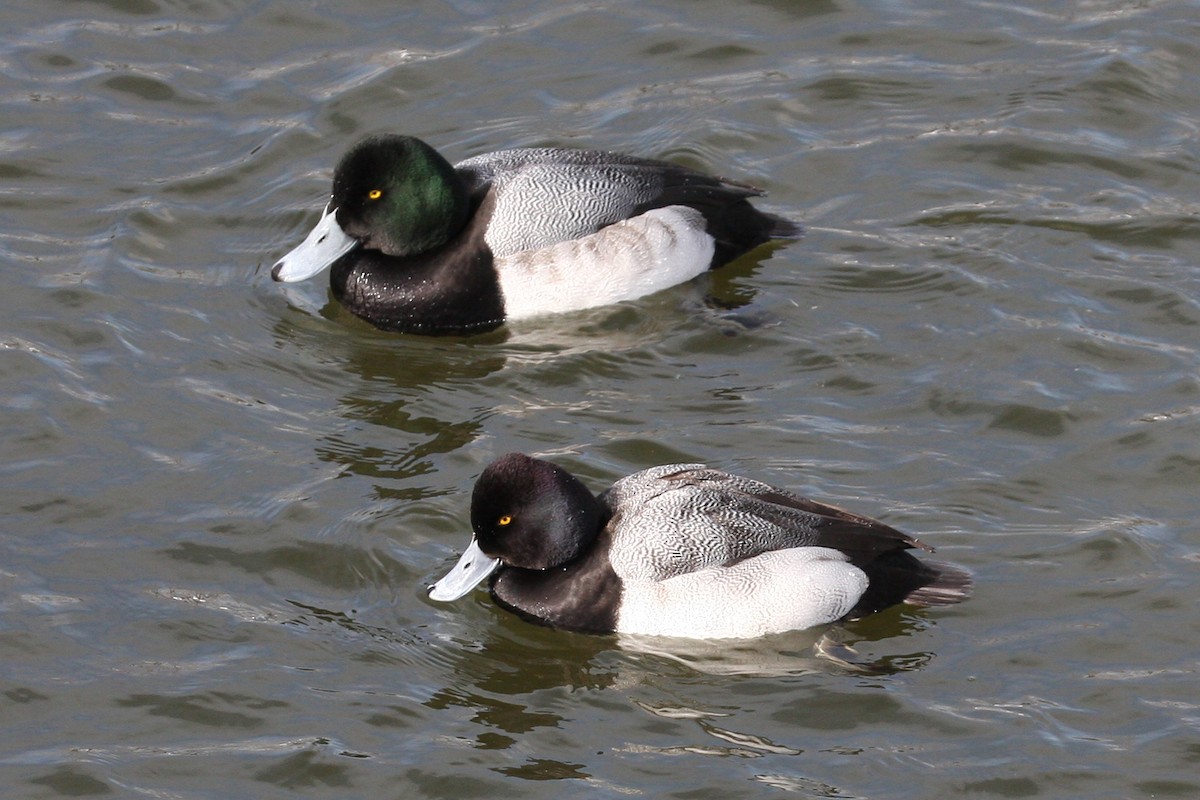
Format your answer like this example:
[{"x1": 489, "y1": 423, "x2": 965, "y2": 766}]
[
  {"x1": 495, "y1": 205, "x2": 716, "y2": 320},
  {"x1": 615, "y1": 547, "x2": 870, "y2": 639}
]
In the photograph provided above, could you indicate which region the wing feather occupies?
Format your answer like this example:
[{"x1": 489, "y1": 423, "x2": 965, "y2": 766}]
[{"x1": 603, "y1": 465, "x2": 928, "y2": 583}]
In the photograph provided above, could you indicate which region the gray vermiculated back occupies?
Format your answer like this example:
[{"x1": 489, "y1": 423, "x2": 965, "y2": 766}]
[
  {"x1": 600, "y1": 465, "x2": 834, "y2": 583},
  {"x1": 455, "y1": 147, "x2": 750, "y2": 257}
]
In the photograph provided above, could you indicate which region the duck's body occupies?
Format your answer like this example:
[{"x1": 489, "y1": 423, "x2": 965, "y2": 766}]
[
  {"x1": 429, "y1": 454, "x2": 971, "y2": 639},
  {"x1": 272, "y1": 136, "x2": 799, "y2": 334}
]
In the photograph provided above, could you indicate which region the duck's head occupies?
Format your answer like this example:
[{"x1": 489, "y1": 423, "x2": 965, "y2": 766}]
[
  {"x1": 272, "y1": 135, "x2": 470, "y2": 282},
  {"x1": 429, "y1": 454, "x2": 604, "y2": 601}
]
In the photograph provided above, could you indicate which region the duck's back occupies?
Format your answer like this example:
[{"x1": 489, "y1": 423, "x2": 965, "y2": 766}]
[
  {"x1": 455, "y1": 147, "x2": 793, "y2": 259},
  {"x1": 600, "y1": 464, "x2": 949, "y2": 583},
  {"x1": 600, "y1": 465, "x2": 852, "y2": 581}
]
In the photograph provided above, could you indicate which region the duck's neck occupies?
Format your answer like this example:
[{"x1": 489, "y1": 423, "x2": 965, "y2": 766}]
[
  {"x1": 330, "y1": 192, "x2": 505, "y2": 334},
  {"x1": 490, "y1": 530, "x2": 623, "y2": 634}
]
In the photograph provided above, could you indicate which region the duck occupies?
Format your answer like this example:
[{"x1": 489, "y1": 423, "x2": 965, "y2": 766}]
[
  {"x1": 429, "y1": 453, "x2": 971, "y2": 638},
  {"x1": 271, "y1": 135, "x2": 800, "y2": 334}
]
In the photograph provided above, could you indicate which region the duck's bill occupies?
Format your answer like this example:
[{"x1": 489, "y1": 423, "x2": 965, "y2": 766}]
[
  {"x1": 428, "y1": 539, "x2": 501, "y2": 601},
  {"x1": 271, "y1": 203, "x2": 357, "y2": 282}
]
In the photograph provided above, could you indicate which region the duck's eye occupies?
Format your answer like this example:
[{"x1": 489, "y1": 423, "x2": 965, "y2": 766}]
[
  {"x1": 367, "y1": 189, "x2": 383, "y2": 200},
  {"x1": 498, "y1": 515, "x2": 512, "y2": 527}
]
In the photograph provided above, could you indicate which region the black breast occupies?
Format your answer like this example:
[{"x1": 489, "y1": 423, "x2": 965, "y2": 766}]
[
  {"x1": 329, "y1": 191, "x2": 506, "y2": 334},
  {"x1": 489, "y1": 534, "x2": 622, "y2": 634}
]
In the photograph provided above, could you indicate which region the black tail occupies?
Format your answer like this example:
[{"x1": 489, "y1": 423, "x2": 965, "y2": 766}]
[
  {"x1": 632, "y1": 167, "x2": 801, "y2": 268},
  {"x1": 708, "y1": 200, "x2": 802, "y2": 268},
  {"x1": 847, "y1": 552, "x2": 973, "y2": 620},
  {"x1": 902, "y1": 560, "x2": 973, "y2": 608}
]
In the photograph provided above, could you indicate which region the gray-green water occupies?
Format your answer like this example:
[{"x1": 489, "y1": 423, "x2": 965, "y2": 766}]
[{"x1": 4, "y1": 1, "x2": 1199, "y2": 797}]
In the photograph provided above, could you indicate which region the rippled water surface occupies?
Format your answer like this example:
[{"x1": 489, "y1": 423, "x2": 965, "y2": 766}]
[{"x1": 3, "y1": 0, "x2": 1200, "y2": 797}]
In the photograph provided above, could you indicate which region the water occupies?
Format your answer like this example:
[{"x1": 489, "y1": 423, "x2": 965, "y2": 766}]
[{"x1": 3, "y1": 0, "x2": 1200, "y2": 797}]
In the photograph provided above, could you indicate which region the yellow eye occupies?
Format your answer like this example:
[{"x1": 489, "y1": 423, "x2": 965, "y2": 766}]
[
  {"x1": 367, "y1": 189, "x2": 383, "y2": 200},
  {"x1": 498, "y1": 515, "x2": 512, "y2": 526}
]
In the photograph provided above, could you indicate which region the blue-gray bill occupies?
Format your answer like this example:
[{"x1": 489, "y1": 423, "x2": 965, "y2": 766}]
[
  {"x1": 428, "y1": 538, "x2": 501, "y2": 601},
  {"x1": 271, "y1": 203, "x2": 357, "y2": 282}
]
